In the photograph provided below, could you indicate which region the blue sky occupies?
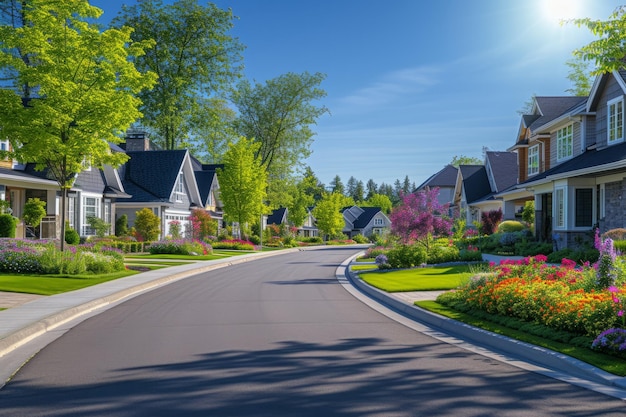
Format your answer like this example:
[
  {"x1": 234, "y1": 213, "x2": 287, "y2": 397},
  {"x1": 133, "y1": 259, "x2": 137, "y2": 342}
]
[{"x1": 90, "y1": 0, "x2": 622, "y2": 188}]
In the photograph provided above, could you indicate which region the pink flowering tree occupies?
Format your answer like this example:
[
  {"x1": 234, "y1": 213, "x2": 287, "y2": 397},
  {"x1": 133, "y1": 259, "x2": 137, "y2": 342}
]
[{"x1": 390, "y1": 188, "x2": 453, "y2": 252}]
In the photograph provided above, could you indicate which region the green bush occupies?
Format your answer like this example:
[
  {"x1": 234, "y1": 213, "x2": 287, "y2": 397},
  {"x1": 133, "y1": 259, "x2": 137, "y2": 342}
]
[
  {"x1": 547, "y1": 248, "x2": 599, "y2": 265},
  {"x1": 497, "y1": 220, "x2": 525, "y2": 233},
  {"x1": 65, "y1": 227, "x2": 80, "y2": 245},
  {"x1": 459, "y1": 248, "x2": 483, "y2": 262},
  {"x1": 148, "y1": 239, "x2": 211, "y2": 255},
  {"x1": 386, "y1": 244, "x2": 427, "y2": 269},
  {"x1": 427, "y1": 244, "x2": 459, "y2": 264},
  {"x1": 115, "y1": 214, "x2": 129, "y2": 237},
  {"x1": 352, "y1": 234, "x2": 369, "y2": 244},
  {"x1": 134, "y1": 208, "x2": 161, "y2": 241},
  {"x1": 514, "y1": 241, "x2": 553, "y2": 257},
  {"x1": 614, "y1": 240, "x2": 626, "y2": 254},
  {"x1": 23, "y1": 198, "x2": 47, "y2": 228},
  {"x1": 0, "y1": 214, "x2": 17, "y2": 238}
]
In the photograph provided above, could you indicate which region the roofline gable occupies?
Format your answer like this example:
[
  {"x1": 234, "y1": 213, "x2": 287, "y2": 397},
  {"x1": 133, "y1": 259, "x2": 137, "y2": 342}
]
[{"x1": 587, "y1": 71, "x2": 626, "y2": 112}]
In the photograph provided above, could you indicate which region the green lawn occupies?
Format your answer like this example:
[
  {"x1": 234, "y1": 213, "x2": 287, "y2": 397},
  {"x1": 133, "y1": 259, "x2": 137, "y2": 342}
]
[
  {"x1": 358, "y1": 265, "x2": 474, "y2": 292},
  {"x1": 0, "y1": 270, "x2": 140, "y2": 295},
  {"x1": 350, "y1": 264, "x2": 378, "y2": 272}
]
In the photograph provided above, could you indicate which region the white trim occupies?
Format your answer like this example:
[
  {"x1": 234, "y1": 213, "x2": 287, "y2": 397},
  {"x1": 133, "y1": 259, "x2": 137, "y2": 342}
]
[
  {"x1": 556, "y1": 124, "x2": 574, "y2": 162},
  {"x1": 554, "y1": 187, "x2": 566, "y2": 229},
  {"x1": 599, "y1": 183, "x2": 606, "y2": 219},
  {"x1": 528, "y1": 144, "x2": 539, "y2": 176},
  {"x1": 607, "y1": 96, "x2": 624, "y2": 145}
]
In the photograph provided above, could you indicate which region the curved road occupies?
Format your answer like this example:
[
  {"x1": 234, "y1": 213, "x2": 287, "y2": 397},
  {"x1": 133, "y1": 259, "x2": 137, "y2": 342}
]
[{"x1": 1, "y1": 247, "x2": 624, "y2": 416}]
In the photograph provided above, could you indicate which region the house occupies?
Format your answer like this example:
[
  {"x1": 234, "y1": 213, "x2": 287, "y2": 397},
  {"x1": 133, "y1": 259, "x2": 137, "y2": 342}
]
[
  {"x1": 0, "y1": 141, "x2": 129, "y2": 239},
  {"x1": 266, "y1": 207, "x2": 288, "y2": 227},
  {"x1": 500, "y1": 78, "x2": 626, "y2": 248},
  {"x1": 264, "y1": 206, "x2": 319, "y2": 238},
  {"x1": 116, "y1": 134, "x2": 203, "y2": 239},
  {"x1": 191, "y1": 160, "x2": 224, "y2": 232},
  {"x1": 452, "y1": 151, "x2": 518, "y2": 225},
  {"x1": 341, "y1": 206, "x2": 390, "y2": 238},
  {"x1": 414, "y1": 164, "x2": 458, "y2": 207}
]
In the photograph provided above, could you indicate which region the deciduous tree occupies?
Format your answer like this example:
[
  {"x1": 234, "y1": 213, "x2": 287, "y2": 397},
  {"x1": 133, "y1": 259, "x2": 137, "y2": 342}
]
[
  {"x1": 113, "y1": 0, "x2": 244, "y2": 150},
  {"x1": 366, "y1": 194, "x2": 393, "y2": 214},
  {"x1": 0, "y1": 0, "x2": 156, "y2": 249},
  {"x1": 389, "y1": 188, "x2": 453, "y2": 251},
  {"x1": 312, "y1": 193, "x2": 346, "y2": 240},
  {"x1": 230, "y1": 71, "x2": 329, "y2": 181},
  {"x1": 218, "y1": 137, "x2": 267, "y2": 238},
  {"x1": 572, "y1": 7, "x2": 626, "y2": 74}
]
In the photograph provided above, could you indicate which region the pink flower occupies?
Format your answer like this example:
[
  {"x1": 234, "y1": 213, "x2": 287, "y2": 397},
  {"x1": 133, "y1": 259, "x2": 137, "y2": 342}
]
[
  {"x1": 619, "y1": 310, "x2": 624, "y2": 317},
  {"x1": 608, "y1": 285, "x2": 619, "y2": 293}
]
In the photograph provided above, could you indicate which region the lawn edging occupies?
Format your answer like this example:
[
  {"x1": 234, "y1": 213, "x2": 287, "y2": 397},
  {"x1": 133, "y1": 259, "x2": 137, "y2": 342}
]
[{"x1": 344, "y1": 260, "x2": 626, "y2": 390}]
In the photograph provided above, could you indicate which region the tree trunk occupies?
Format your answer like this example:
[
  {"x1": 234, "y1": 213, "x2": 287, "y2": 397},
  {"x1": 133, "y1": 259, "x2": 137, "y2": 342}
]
[{"x1": 60, "y1": 187, "x2": 67, "y2": 251}]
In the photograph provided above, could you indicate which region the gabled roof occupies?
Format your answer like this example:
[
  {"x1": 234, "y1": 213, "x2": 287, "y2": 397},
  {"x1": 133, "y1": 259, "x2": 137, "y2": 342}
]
[
  {"x1": 485, "y1": 151, "x2": 518, "y2": 193},
  {"x1": 459, "y1": 165, "x2": 492, "y2": 204},
  {"x1": 588, "y1": 70, "x2": 626, "y2": 112},
  {"x1": 124, "y1": 150, "x2": 187, "y2": 199},
  {"x1": 520, "y1": 141, "x2": 626, "y2": 186},
  {"x1": 415, "y1": 164, "x2": 458, "y2": 190},
  {"x1": 267, "y1": 207, "x2": 288, "y2": 225},
  {"x1": 352, "y1": 207, "x2": 383, "y2": 229},
  {"x1": 528, "y1": 96, "x2": 588, "y2": 132}
]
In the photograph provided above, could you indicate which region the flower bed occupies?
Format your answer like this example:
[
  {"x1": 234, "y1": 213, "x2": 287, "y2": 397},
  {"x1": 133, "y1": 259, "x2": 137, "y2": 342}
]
[
  {"x1": 437, "y1": 250, "x2": 626, "y2": 357},
  {"x1": 0, "y1": 239, "x2": 125, "y2": 275},
  {"x1": 212, "y1": 239, "x2": 255, "y2": 251}
]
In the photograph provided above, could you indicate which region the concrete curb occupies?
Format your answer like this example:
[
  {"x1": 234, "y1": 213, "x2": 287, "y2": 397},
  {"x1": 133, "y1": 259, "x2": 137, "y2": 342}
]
[
  {"x1": 0, "y1": 248, "x2": 300, "y2": 358},
  {"x1": 343, "y1": 257, "x2": 626, "y2": 391}
]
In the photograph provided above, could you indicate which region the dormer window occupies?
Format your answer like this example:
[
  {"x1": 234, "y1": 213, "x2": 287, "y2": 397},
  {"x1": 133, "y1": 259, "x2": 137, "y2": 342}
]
[
  {"x1": 528, "y1": 144, "x2": 539, "y2": 176},
  {"x1": 556, "y1": 124, "x2": 573, "y2": 161},
  {"x1": 608, "y1": 96, "x2": 624, "y2": 144}
]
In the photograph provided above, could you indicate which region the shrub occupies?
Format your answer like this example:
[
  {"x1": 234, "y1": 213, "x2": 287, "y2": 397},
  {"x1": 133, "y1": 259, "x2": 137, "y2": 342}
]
[
  {"x1": 459, "y1": 247, "x2": 483, "y2": 262},
  {"x1": 352, "y1": 234, "x2": 369, "y2": 244},
  {"x1": 514, "y1": 241, "x2": 553, "y2": 256},
  {"x1": 614, "y1": 240, "x2": 626, "y2": 254},
  {"x1": 497, "y1": 220, "x2": 525, "y2": 233},
  {"x1": 521, "y1": 201, "x2": 535, "y2": 225},
  {"x1": 386, "y1": 244, "x2": 426, "y2": 269},
  {"x1": 375, "y1": 254, "x2": 391, "y2": 269},
  {"x1": 603, "y1": 228, "x2": 626, "y2": 241},
  {"x1": 115, "y1": 214, "x2": 129, "y2": 237},
  {"x1": 87, "y1": 216, "x2": 110, "y2": 238},
  {"x1": 65, "y1": 226, "x2": 80, "y2": 245},
  {"x1": 148, "y1": 239, "x2": 212, "y2": 255},
  {"x1": 134, "y1": 208, "x2": 160, "y2": 241},
  {"x1": 23, "y1": 198, "x2": 47, "y2": 228},
  {"x1": 188, "y1": 209, "x2": 217, "y2": 240},
  {"x1": 480, "y1": 208, "x2": 503, "y2": 235},
  {"x1": 0, "y1": 244, "x2": 42, "y2": 273},
  {"x1": 0, "y1": 214, "x2": 17, "y2": 238},
  {"x1": 427, "y1": 244, "x2": 459, "y2": 264},
  {"x1": 212, "y1": 239, "x2": 255, "y2": 251}
]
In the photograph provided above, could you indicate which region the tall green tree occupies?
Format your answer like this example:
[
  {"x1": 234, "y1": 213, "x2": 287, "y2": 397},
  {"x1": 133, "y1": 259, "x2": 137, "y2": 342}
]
[
  {"x1": 366, "y1": 193, "x2": 393, "y2": 214},
  {"x1": 0, "y1": 0, "x2": 156, "y2": 249},
  {"x1": 230, "y1": 71, "x2": 329, "y2": 180},
  {"x1": 113, "y1": 0, "x2": 244, "y2": 150},
  {"x1": 287, "y1": 181, "x2": 314, "y2": 228},
  {"x1": 312, "y1": 192, "x2": 345, "y2": 240},
  {"x1": 365, "y1": 179, "x2": 378, "y2": 200},
  {"x1": 329, "y1": 175, "x2": 345, "y2": 195},
  {"x1": 218, "y1": 137, "x2": 267, "y2": 238},
  {"x1": 300, "y1": 166, "x2": 325, "y2": 202},
  {"x1": 572, "y1": 7, "x2": 626, "y2": 74}
]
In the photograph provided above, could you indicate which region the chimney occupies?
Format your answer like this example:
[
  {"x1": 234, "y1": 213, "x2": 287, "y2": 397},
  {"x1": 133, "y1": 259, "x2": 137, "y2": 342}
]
[{"x1": 124, "y1": 129, "x2": 151, "y2": 152}]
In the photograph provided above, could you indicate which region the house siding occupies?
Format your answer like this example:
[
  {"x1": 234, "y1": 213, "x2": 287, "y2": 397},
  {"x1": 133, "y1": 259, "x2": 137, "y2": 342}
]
[
  {"x1": 549, "y1": 123, "x2": 581, "y2": 167},
  {"x1": 595, "y1": 76, "x2": 624, "y2": 150},
  {"x1": 518, "y1": 148, "x2": 527, "y2": 182},
  {"x1": 602, "y1": 180, "x2": 626, "y2": 230}
]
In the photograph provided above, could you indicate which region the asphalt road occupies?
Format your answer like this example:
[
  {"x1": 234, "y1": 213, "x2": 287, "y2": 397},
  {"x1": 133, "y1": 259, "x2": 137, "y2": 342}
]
[{"x1": 1, "y1": 246, "x2": 625, "y2": 416}]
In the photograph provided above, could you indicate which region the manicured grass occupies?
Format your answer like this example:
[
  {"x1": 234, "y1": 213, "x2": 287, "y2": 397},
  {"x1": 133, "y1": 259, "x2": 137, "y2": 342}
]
[
  {"x1": 350, "y1": 264, "x2": 378, "y2": 272},
  {"x1": 359, "y1": 265, "x2": 474, "y2": 292},
  {"x1": 416, "y1": 300, "x2": 626, "y2": 376},
  {"x1": 125, "y1": 253, "x2": 230, "y2": 261},
  {"x1": 0, "y1": 270, "x2": 140, "y2": 296}
]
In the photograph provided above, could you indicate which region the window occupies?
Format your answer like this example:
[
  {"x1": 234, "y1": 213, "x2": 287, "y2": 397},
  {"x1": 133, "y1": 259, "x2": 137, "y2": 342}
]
[
  {"x1": 374, "y1": 218, "x2": 384, "y2": 226},
  {"x1": 554, "y1": 188, "x2": 566, "y2": 229},
  {"x1": 174, "y1": 172, "x2": 184, "y2": 201},
  {"x1": 0, "y1": 140, "x2": 9, "y2": 152},
  {"x1": 575, "y1": 189, "x2": 593, "y2": 227},
  {"x1": 82, "y1": 196, "x2": 100, "y2": 235},
  {"x1": 528, "y1": 145, "x2": 539, "y2": 176},
  {"x1": 556, "y1": 124, "x2": 573, "y2": 161},
  {"x1": 608, "y1": 97, "x2": 624, "y2": 144}
]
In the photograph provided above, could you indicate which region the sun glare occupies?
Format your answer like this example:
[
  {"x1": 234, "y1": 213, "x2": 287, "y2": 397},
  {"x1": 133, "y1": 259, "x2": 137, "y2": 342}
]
[{"x1": 540, "y1": 0, "x2": 584, "y2": 23}]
